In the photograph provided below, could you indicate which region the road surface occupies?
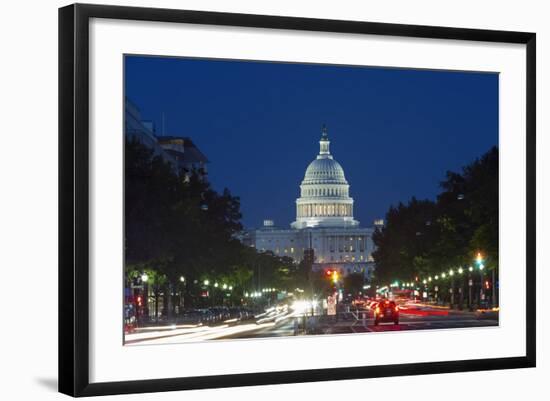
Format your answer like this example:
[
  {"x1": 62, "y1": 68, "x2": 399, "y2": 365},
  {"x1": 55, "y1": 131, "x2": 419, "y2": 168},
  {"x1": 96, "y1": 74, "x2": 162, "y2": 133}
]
[{"x1": 125, "y1": 304, "x2": 498, "y2": 345}]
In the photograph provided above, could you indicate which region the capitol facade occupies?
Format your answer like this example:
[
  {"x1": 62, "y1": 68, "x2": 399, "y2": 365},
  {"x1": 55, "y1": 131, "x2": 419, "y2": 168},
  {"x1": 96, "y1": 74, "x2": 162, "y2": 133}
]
[{"x1": 245, "y1": 127, "x2": 381, "y2": 280}]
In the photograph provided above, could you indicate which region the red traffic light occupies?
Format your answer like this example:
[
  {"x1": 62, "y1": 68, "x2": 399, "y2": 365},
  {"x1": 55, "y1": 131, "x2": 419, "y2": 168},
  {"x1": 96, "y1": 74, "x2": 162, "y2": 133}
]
[
  {"x1": 325, "y1": 270, "x2": 333, "y2": 276},
  {"x1": 485, "y1": 280, "x2": 490, "y2": 289},
  {"x1": 136, "y1": 296, "x2": 142, "y2": 306}
]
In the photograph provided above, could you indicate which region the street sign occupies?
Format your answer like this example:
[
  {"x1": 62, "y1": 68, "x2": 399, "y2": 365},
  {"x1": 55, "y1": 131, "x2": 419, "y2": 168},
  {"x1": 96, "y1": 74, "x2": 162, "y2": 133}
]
[{"x1": 327, "y1": 295, "x2": 336, "y2": 316}]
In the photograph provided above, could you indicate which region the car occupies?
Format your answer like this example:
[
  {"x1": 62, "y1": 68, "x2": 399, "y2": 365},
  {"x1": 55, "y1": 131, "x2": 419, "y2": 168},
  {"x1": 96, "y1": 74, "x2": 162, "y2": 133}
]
[{"x1": 373, "y1": 299, "x2": 399, "y2": 325}]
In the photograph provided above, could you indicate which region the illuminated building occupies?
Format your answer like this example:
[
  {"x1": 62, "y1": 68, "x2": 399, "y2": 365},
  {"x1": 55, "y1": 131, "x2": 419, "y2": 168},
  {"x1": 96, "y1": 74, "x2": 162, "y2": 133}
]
[{"x1": 249, "y1": 126, "x2": 380, "y2": 280}]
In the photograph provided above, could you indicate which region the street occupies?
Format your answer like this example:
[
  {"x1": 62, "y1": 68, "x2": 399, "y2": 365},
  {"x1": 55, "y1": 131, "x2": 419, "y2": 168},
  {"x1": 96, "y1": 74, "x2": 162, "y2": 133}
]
[{"x1": 125, "y1": 303, "x2": 498, "y2": 345}]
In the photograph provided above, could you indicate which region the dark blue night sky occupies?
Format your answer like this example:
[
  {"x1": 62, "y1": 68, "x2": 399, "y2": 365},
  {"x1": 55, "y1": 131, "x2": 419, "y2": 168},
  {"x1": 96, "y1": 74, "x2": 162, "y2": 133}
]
[{"x1": 125, "y1": 56, "x2": 498, "y2": 229}]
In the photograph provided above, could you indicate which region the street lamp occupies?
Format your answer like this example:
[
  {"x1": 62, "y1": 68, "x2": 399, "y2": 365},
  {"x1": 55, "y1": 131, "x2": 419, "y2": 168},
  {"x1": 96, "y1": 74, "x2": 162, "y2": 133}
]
[
  {"x1": 141, "y1": 273, "x2": 149, "y2": 283},
  {"x1": 476, "y1": 253, "x2": 486, "y2": 307},
  {"x1": 476, "y1": 252, "x2": 483, "y2": 265},
  {"x1": 449, "y1": 270, "x2": 455, "y2": 307},
  {"x1": 179, "y1": 276, "x2": 185, "y2": 283},
  {"x1": 203, "y1": 279, "x2": 210, "y2": 286}
]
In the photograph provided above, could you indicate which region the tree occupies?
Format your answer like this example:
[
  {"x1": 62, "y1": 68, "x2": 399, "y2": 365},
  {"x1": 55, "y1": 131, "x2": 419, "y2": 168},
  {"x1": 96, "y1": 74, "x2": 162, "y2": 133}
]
[
  {"x1": 125, "y1": 138, "x2": 245, "y2": 311},
  {"x1": 343, "y1": 273, "x2": 365, "y2": 296},
  {"x1": 372, "y1": 198, "x2": 439, "y2": 283},
  {"x1": 372, "y1": 147, "x2": 499, "y2": 285}
]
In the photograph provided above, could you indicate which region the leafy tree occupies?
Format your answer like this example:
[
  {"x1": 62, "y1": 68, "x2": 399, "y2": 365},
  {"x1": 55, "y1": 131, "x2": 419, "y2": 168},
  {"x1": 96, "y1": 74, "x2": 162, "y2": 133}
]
[
  {"x1": 373, "y1": 147, "x2": 498, "y2": 285},
  {"x1": 343, "y1": 273, "x2": 365, "y2": 296}
]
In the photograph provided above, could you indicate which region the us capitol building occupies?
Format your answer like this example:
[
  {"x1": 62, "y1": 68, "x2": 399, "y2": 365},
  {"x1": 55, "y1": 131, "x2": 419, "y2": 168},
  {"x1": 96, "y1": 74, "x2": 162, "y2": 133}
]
[{"x1": 241, "y1": 127, "x2": 382, "y2": 280}]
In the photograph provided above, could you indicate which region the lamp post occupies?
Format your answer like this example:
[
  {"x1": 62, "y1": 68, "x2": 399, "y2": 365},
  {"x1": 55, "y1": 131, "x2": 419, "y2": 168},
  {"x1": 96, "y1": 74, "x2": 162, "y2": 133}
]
[
  {"x1": 479, "y1": 263, "x2": 485, "y2": 306},
  {"x1": 475, "y1": 252, "x2": 485, "y2": 308},
  {"x1": 457, "y1": 267, "x2": 464, "y2": 310},
  {"x1": 467, "y1": 266, "x2": 474, "y2": 310},
  {"x1": 178, "y1": 276, "x2": 185, "y2": 312},
  {"x1": 449, "y1": 269, "x2": 455, "y2": 308}
]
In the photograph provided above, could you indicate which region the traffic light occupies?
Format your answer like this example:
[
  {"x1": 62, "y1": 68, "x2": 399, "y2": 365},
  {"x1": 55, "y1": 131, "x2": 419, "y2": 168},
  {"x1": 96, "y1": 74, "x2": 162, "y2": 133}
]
[
  {"x1": 485, "y1": 280, "x2": 490, "y2": 290},
  {"x1": 136, "y1": 296, "x2": 142, "y2": 307}
]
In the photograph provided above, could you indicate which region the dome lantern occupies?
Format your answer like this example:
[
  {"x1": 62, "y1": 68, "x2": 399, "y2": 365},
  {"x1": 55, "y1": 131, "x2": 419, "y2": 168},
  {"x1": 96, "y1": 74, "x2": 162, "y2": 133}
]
[{"x1": 319, "y1": 124, "x2": 332, "y2": 158}]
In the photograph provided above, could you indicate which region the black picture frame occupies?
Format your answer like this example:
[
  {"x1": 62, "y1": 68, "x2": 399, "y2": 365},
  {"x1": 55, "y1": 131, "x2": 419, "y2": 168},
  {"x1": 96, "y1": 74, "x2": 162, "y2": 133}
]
[{"x1": 59, "y1": 3, "x2": 536, "y2": 397}]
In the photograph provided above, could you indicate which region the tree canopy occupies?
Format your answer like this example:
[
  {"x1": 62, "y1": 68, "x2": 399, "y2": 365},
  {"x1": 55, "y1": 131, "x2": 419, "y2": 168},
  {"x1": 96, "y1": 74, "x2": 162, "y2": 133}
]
[
  {"x1": 372, "y1": 146, "x2": 498, "y2": 284},
  {"x1": 125, "y1": 138, "x2": 300, "y2": 307}
]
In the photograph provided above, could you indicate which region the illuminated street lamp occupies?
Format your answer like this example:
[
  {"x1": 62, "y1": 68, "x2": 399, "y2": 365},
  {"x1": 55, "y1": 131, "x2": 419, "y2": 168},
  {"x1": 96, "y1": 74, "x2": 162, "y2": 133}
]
[
  {"x1": 179, "y1": 276, "x2": 185, "y2": 283},
  {"x1": 476, "y1": 252, "x2": 483, "y2": 265},
  {"x1": 203, "y1": 279, "x2": 210, "y2": 286},
  {"x1": 141, "y1": 273, "x2": 149, "y2": 283},
  {"x1": 458, "y1": 267, "x2": 464, "y2": 274},
  {"x1": 222, "y1": 283, "x2": 228, "y2": 290},
  {"x1": 475, "y1": 252, "x2": 486, "y2": 307},
  {"x1": 442, "y1": 272, "x2": 447, "y2": 279}
]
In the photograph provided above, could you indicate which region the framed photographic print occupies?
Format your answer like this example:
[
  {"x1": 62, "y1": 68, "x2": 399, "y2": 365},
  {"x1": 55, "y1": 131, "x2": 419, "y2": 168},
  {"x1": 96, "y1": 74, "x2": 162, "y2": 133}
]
[{"x1": 58, "y1": 3, "x2": 536, "y2": 397}]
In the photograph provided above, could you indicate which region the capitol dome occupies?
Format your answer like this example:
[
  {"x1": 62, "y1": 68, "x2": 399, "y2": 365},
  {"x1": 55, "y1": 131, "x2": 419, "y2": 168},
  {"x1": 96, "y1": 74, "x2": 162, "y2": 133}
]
[
  {"x1": 303, "y1": 158, "x2": 347, "y2": 185},
  {"x1": 291, "y1": 126, "x2": 359, "y2": 229}
]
